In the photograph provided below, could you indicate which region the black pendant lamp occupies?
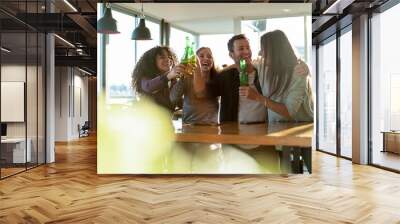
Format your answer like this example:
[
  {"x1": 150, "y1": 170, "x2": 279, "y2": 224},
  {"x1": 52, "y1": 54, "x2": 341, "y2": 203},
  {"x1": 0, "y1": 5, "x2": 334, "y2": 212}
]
[
  {"x1": 131, "y1": 3, "x2": 152, "y2": 40},
  {"x1": 97, "y1": 3, "x2": 120, "y2": 34}
]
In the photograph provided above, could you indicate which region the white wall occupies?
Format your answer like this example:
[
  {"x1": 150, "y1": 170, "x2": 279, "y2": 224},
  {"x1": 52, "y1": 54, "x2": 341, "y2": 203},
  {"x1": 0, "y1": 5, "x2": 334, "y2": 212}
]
[
  {"x1": 55, "y1": 66, "x2": 69, "y2": 141},
  {"x1": 55, "y1": 67, "x2": 89, "y2": 141}
]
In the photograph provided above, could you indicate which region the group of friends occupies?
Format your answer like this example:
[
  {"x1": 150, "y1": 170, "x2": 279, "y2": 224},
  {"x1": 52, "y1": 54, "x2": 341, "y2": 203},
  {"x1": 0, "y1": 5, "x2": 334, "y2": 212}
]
[{"x1": 131, "y1": 30, "x2": 314, "y2": 125}]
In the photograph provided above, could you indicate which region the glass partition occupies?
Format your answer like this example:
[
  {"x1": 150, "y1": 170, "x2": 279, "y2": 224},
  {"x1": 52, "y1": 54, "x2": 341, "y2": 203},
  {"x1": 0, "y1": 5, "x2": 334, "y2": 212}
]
[
  {"x1": 339, "y1": 28, "x2": 352, "y2": 158},
  {"x1": 371, "y1": 3, "x2": 400, "y2": 171},
  {"x1": 0, "y1": 1, "x2": 46, "y2": 179},
  {"x1": 1, "y1": 31, "x2": 28, "y2": 177},
  {"x1": 317, "y1": 36, "x2": 337, "y2": 155}
]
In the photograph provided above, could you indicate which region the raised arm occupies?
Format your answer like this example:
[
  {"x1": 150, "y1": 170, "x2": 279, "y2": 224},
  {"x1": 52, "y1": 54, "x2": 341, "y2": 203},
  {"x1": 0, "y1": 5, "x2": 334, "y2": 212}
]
[
  {"x1": 169, "y1": 78, "x2": 185, "y2": 105},
  {"x1": 141, "y1": 75, "x2": 168, "y2": 93},
  {"x1": 141, "y1": 64, "x2": 186, "y2": 94}
]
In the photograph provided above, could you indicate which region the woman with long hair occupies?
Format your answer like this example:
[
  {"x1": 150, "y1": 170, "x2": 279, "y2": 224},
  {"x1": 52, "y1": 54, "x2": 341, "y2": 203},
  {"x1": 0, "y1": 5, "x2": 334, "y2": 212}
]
[
  {"x1": 239, "y1": 30, "x2": 313, "y2": 122},
  {"x1": 170, "y1": 47, "x2": 219, "y2": 124},
  {"x1": 131, "y1": 46, "x2": 185, "y2": 111}
]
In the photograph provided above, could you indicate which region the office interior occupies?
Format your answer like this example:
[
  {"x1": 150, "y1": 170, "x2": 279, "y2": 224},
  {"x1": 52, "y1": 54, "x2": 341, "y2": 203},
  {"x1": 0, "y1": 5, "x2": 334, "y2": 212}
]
[
  {"x1": 0, "y1": 0, "x2": 97, "y2": 179},
  {"x1": 0, "y1": 0, "x2": 399, "y2": 222}
]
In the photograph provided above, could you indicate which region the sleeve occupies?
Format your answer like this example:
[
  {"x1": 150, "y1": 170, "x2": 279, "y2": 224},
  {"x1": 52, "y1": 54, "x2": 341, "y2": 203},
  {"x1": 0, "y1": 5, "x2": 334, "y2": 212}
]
[
  {"x1": 284, "y1": 74, "x2": 307, "y2": 119},
  {"x1": 141, "y1": 75, "x2": 169, "y2": 93},
  {"x1": 169, "y1": 78, "x2": 185, "y2": 105}
]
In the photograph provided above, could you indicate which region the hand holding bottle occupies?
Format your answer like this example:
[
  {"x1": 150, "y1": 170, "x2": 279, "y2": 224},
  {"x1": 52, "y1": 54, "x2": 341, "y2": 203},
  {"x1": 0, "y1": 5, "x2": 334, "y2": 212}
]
[
  {"x1": 239, "y1": 86, "x2": 262, "y2": 101},
  {"x1": 167, "y1": 64, "x2": 187, "y2": 80},
  {"x1": 239, "y1": 59, "x2": 249, "y2": 86}
]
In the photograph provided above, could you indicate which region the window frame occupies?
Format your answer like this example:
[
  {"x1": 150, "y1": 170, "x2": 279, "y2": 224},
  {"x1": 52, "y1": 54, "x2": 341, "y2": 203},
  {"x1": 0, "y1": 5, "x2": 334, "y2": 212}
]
[{"x1": 315, "y1": 24, "x2": 353, "y2": 161}]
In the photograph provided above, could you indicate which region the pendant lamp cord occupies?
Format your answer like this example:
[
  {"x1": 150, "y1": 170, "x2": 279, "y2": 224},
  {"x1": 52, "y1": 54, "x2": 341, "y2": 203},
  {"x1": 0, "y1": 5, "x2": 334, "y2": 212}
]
[{"x1": 140, "y1": 3, "x2": 145, "y2": 19}]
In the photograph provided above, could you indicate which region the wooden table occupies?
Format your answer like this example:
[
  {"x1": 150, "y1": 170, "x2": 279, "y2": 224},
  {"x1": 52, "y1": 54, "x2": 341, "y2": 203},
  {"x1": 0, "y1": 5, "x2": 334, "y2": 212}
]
[{"x1": 174, "y1": 121, "x2": 313, "y2": 173}]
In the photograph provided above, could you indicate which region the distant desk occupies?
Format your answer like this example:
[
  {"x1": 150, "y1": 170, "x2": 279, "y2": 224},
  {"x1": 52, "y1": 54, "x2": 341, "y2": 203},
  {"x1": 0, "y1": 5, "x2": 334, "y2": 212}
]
[
  {"x1": 174, "y1": 121, "x2": 313, "y2": 173},
  {"x1": 382, "y1": 131, "x2": 400, "y2": 154},
  {"x1": 1, "y1": 138, "x2": 31, "y2": 163}
]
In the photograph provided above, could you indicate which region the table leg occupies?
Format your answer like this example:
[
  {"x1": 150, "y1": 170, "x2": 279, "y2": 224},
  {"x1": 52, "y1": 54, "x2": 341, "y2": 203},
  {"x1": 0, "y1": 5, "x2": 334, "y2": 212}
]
[
  {"x1": 301, "y1": 147, "x2": 312, "y2": 174},
  {"x1": 292, "y1": 147, "x2": 302, "y2": 174},
  {"x1": 280, "y1": 147, "x2": 291, "y2": 174}
]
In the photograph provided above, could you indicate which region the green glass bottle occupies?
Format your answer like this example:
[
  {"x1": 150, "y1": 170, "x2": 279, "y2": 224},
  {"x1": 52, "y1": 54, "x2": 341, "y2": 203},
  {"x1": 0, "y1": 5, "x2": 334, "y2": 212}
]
[
  {"x1": 189, "y1": 42, "x2": 196, "y2": 67},
  {"x1": 239, "y1": 59, "x2": 248, "y2": 86},
  {"x1": 180, "y1": 36, "x2": 191, "y2": 65}
]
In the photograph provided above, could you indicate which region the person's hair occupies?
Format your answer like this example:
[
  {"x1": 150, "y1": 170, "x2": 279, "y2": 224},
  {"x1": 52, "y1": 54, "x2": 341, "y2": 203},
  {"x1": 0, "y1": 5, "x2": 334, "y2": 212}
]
[
  {"x1": 131, "y1": 46, "x2": 177, "y2": 93},
  {"x1": 260, "y1": 30, "x2": 298, "y2": 98},
  {"x1": 196, "y1": 47, "x2": 218, "y2": 79},
  {"x1": 227, "y1": 34, "x2": 248, "y2": 53}
]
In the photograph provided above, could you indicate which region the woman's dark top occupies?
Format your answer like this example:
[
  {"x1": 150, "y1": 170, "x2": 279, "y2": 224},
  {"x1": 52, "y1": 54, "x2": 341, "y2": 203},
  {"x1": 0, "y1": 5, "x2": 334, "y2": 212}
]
[{"x1": 207, "y1": 68, "x2": 262, "y2": 122}]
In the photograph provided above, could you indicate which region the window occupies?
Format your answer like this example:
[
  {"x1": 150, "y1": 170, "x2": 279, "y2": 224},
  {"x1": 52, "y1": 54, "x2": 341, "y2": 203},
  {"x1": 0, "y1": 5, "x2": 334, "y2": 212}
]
[
  {"x1": 371, "y1": 3, "x2": 400, "y2": 171},
  {"x1": 135, "y1": 19, "x2": 160, "y2": 61},
  {"x1": 339, "y1": 28, "x2": 352, "y2": 158},
  {"x1": 169, "y1": 27, "x2": 195, "y2": 61},
  {"x1": 106, "y1": 10, "x2": 135, "y2": 101},
  {"x1": 199, "y1": 34, "x2": 233, "y2": 67},
  {"x1": 241, "y1": 16, "x2": 311, "y2": 64},
  {"x1": 105, "y1": 9, "x2": 160, "y2": 103},
  {"x1": 317, "y1": 37, "x2": 337, "y2": 154}
]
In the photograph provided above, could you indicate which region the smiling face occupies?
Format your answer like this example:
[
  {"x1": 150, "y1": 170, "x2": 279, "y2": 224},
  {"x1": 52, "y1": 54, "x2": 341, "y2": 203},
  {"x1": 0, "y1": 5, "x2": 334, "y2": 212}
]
[
  {"x1": 197, "y1": 48, "x2": 214, "y2": 73},
  {"x1": 230, "y1": 38, "x2": 252, "y2": 64},
  {"x1": 155, "y1": 49, "x2": 172, "y2": 73}
]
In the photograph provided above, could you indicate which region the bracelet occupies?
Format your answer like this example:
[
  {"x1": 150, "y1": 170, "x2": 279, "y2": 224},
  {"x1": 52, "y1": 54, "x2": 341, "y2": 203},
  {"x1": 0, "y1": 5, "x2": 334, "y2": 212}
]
[
  {"x1": 257, "y1": 95, "x2": 266, "y2": 107},
  {"x1": 262, "y1": 97, "x2": 268, "y2": 108}
]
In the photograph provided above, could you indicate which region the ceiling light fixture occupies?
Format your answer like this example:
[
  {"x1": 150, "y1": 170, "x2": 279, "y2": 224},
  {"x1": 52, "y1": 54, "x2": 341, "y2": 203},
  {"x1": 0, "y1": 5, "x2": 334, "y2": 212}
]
[
  {"x1": 322, "y1": 0, "x2": 351, "y2": 15},
  {"x1": 1, "y1": 47, "x2": 11, "y2": 53},
  {"x1": 131, "y1": 3, "x2": 152, "y2": 40},
  {"x1": 97, "y1": 3, "x2": 120, "y2": 34},
  {"x1": 54, "y1": 34, "x2": 75, "y2": 48},
  {"x1": 78, "y1": 67, "x2": 93, "y2": 76},
  {"x1": 63, "y1": 0, "x2": 78, "y2": 12}
]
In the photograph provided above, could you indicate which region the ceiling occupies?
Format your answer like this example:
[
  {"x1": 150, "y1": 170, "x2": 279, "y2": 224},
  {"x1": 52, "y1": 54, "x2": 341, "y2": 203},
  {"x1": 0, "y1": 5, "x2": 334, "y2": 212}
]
[
  {"x1": 0, "y1": 0, "x2": 97, "y2": 75},
  {"x1": 116, "y1": 3, "x2": 311, "y2": 34}
]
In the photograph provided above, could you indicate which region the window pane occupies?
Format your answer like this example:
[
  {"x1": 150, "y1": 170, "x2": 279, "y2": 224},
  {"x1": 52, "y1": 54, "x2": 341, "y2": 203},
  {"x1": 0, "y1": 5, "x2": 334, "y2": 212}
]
[
  {"x1": 241, "y1": 16, "x2": 309, "y2": 64},
  {"x1": 340, "y1": 29, "x2": 352, "y2": 158},
  {"x1": 106, "y1": 10, "x2": 135, "y2": 102},
  {"x1": 371, "y1": 3, "x2": 400, "y2": 171},
  {"x1": 199, "y1": 34, "x2": 233, "y2": 67},
  {"x1": 318, "y1": 37, "x2": 337, "y2": 154},
  {"x1": 169, "y1": 27, "x2": 195, "y2": 61}
]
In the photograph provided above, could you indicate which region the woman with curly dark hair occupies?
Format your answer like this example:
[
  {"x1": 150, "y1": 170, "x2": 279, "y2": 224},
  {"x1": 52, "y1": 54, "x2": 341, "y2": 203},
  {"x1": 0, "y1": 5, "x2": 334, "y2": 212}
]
[{"x1": 131, "y1": 46, "x2": 186, "y2": 111}]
